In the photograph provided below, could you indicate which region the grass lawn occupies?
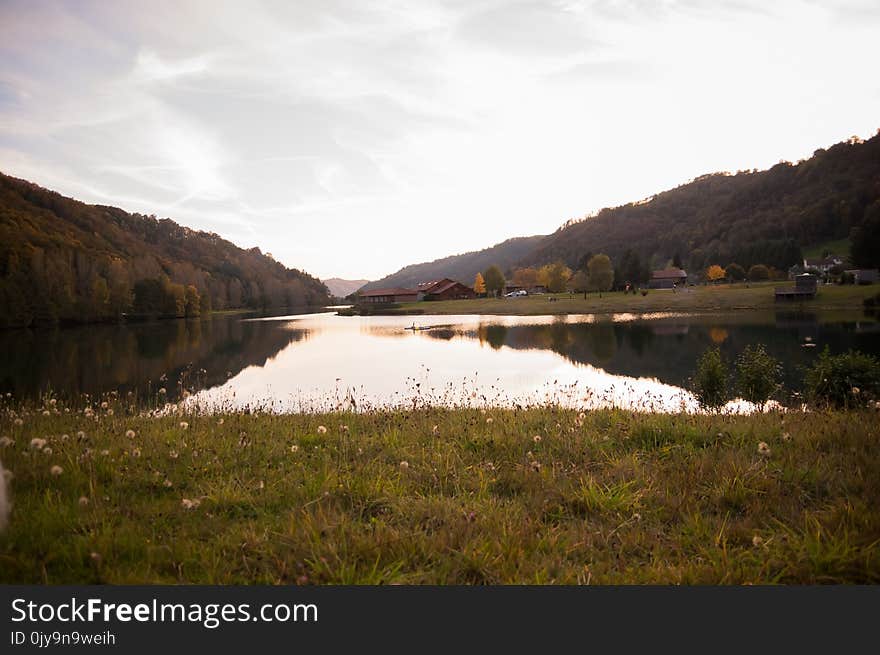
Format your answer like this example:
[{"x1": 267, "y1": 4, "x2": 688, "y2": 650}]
[
  {"x1": 396, "y1": 282, "x2": 877, "y2": 316},
  {"x1": 1, "y1": 400, "x2": 878, "y2": 584}
]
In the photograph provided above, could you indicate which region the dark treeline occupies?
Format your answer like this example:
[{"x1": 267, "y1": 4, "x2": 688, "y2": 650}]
[
  {"x1": 523, "y1": 133, "x2": 880, "y2": 273},
  {"x1": 0, "y1": 173, "x2": 330, "y2": 328}
]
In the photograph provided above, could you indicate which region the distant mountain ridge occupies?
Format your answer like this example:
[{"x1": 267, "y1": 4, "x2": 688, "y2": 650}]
[
  {"x1": 0, "y1": 172, "x2": 330, "y2": 328},
  {"x1": 362, "y1": 235, "x2": 547, "y2": 291},
  {"x1": 365, "y1": 132, "x2": 880, "y2": 287},
  {"x1": 323, "y1": 278, "x2": 369, "y2": 297}
]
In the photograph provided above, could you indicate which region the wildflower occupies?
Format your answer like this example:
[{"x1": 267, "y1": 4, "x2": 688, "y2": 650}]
[
  {"x1": 486, "y1": 417, "x2": 493, "y2": 424},
  {"x1": 76, "y1": 431, "x2": 86, "y2": 441},
  {"x1": 757, "y1": 442, "x2": 771, "y2": 457},
  {"x1": 163, "y1": 479, "x2": 173, "y2": 488},
  {"x1": 317, "y1": 425, "x2": 327, "y2": 434},
  {"x1": 290, "y1": 444, "x2": 299, "y2": 453},
  {"x1": 43, "y1": 447, "x2": 53, "y2": 456},
  {"x1": 340, "y1": 424, "x2": 349, "y2": 433},
  {"x1": 578, "y1": 412, "x2": 586, "y2": 420},
  {"x1": 782, "y1": 432, "x2": 791, "y2": 442},
  {"x1": 100, "y1": 449, "x2": 110, "y2": 456},
  {"x1": 30, "y1": 437, "x2": 47, "y2": 450},
  {"x1": 131, "y1": 448, "x2": 141, "y2": 458},
  {"x1": 13, "y1": 418, "x2": 23, "y2": 426},
  {"x1": 530, "y1": 460, "x2": 542, "y2": 472},
  {"x1": 42, "y1": 410, "x2": 51, "y2": 416},
  {"x1": 852, "y1": 387, "x2": 860, "y2": 395},
  {"x1": 217, "y1": 418, "x2": 224, "y2": 425},
  {"x1": 181, "y1": 498, "x2": 201, "y2": 510},
  {"x1": 0, "y1": 437, "x2": 13, "y2": 447},
  {"x1": 50, "y1": 465, "x2": 63, "y2": 476},
  {"x1": 125, "y1": 429, "x2": 136, "y2": 439},
  {"x1": 432, "y1": 425, "x2": 439, "y2": 436},
  {"x1": 399, "y1": 460, "x2": 409, "y2": 471},
  {"x1": 752, "y1": 535, "x2": 764, "y2": 547},
  {"x1": 60, "y1": 434, "x2": 69, "y2": 441},
  {"x1": 169, "y1": 450, "x2": 179, "y2": 459},
  {"x1": 101, "y1": 402, "x2": 109, "y2": 409},
  {"x1": 106, "y1": 409, "x2": 114, "y2": 416},
  {"x1": 84, "y1": 407, "x2": 94, "y2": 417},
  {"x1": 90, "y1": 552, "x2": 102, "y2": 565},
  {"x1": 179, "y1": 421, "x2": 189, "y2": 430},
  {"x1": 533, "y1": 435, "x2": 542, "y2": 443},
  {"x1": 49, "y1": 399, "x2": 57, "y2": 406},
  {"x1": 78, "y1": 496, "x2": 89, "y2": 507},
  {"x1": 158, "y1": 388, "x2": 167, "y2": 395}
]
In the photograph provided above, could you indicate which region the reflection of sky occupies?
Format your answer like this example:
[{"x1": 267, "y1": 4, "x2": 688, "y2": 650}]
[{"x1": 190, "y1": 313, "x2": 756, "y2": 413}]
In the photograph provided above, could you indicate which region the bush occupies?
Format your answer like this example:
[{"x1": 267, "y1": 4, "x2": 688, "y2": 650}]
[
  {"x1": 747, "y1": 264, "x2": 770, "y2": 281},
  {"x1": 735, "y1": 344, "x2": 781, "y2": 410},
  {"x1": 803, "y1": 348, "x2": 880, "y2": 408},
  {"x1": 692, "y1": 347, "x2": 729, "y2": 411}
]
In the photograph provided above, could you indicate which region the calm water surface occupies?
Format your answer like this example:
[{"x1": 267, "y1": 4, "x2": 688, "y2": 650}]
[{"x1": 2, "y1": 309, "x2": 878, "y2": 412}]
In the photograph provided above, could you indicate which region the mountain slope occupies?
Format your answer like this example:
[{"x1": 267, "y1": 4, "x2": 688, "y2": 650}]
[
  {"x1": 363, "y1": 235, "x2": 547, "y2": 291},
  {"x1": 323, "y1": 278, "x2": 369, "y2": 298},
  {"x1": 520, "y1": 133, "x2": 880, "y2": 273},
  {"x1": 0, "y1": 172, "x2": 330, "y2": 327}
]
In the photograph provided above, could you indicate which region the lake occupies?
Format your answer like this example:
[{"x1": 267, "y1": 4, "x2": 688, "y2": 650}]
[{"x1": 2, "y1": 309, "x2": 878, "y2": 412}]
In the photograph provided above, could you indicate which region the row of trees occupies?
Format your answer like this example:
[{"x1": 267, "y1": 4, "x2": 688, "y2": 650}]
[
  {"x1": 705, "y1": 263, "x2": 772, "y2": 283},
  {"x1": 475, "y1": 254, "x2": 619, "y2": 298}
]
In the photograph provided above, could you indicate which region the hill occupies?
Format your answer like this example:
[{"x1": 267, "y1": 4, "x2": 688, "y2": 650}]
[
  {"x1": 519, "y1": 133, "x2": 880, "y2": 275},
  {"x1": 0, "y1": 172, "x2": 330, "y2": 328},
  {"x1": 363, "y1": 235, "x2": 546, "y2": 291},
  {"x1": 323, "y1": 278, "x2": 369, "y2": 298}
]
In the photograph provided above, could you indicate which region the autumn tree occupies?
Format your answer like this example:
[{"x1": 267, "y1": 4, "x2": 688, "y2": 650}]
[
  {"x1": 185, "y1": 285, "x2": 201, "y2": 317},
  {"x1": 587, "y1": 254, "x2": 614, "y2": 297},
  {"x1": 706, "y1": 265, "x2": 725, "y2": 284},
  {"x1": 569, "y1": 270, "x2": 590, "y2": 299},
  {"x1": 748, "y1": 264, "x2": 770, "y2": 281},
  {"x1": 473, "y1": 272, "x2": 486, "y2": 296},
  {"x1": 725, "y1": 263, "x2": 746, "y2": 282},
  {"x1": 482, "y1": 265, "x2": 505, "y2": 297},
  {"x1": 538, "y1": 261, "x2": 572, "y2": 293},
  {"x1": 511, "y1": 267, "x2": 538, "y2": 289}
]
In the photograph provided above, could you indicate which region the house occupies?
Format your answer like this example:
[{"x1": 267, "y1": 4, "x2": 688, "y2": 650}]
[
  {"x1": 803, "y1": 256, "x2": 843, "y2": 273},
  {"x1": 359, "y1": 288, "x2": 423, "y2": 304},
  {"x1": 775, "y1": 273, "x2": 818, "y2": 301},
  {"x1": 648, "y1": 268, "x2": 687, "y2": 289},
  {"x1": 417, "y1": 278, "x2": 475, "y2": 301},
  {"x1": 844, "y1": 269, "x2": 879, "y2": 285}
]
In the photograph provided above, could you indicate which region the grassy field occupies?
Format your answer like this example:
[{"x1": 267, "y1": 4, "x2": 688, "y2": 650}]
[
  {"x1": 393, "y1": 282, "x2": 877, "y2": 316},
  {"x1": 1, "y1": 399, "x2": 878, "y2": 584}
]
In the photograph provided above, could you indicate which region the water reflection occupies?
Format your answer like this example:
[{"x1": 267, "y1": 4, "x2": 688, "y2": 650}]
[{"x1": 2, "y1": 311, "x2": 877, "y2": 413}]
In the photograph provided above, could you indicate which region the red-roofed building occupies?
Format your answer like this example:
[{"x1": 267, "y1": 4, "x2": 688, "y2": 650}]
[
  {"x1": 417, "y1": 278, "x2": 476, "y2": 301},
  {"x1": 648, "y1": 268, "x2": 687, "y2": 289},
  {"x1": 359, "y1": 288, "x2": 422, "y2": 304}
]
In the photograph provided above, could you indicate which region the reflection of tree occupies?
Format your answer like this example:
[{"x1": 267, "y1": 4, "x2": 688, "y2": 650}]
[
  {"x1": 482, "y1": 324, "x2": 509, "y2": 350},
  {"x1": 588, "y1": 323, "x2": 618, "y2": 363},
  {"x1": 0, "y1": 316, "x2": 309, "y2": 402}
]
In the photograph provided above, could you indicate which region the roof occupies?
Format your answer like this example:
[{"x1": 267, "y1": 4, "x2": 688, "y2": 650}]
[
  {"x1": 418, "y1": 278, "x2": 472, "y2": 294},
  {"x1": 359, "y1": 287, "x2": 420, "y2": 297},
  {"x1": 651, "y1": 268, "x2": 687, "y2": 279},
  {"x1": 804, "y1": 256, "x2": 841, "y2": 266}
]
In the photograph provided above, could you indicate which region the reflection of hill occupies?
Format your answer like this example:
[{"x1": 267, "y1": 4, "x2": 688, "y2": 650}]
[
  {"x1": 427, "y1": 320, "x2": 880, "y2": 391},
  {"x1": 0, "y1": 316, "x2": 308, "y2": 401}
]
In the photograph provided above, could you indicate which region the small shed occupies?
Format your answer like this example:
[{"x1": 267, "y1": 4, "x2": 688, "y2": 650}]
[{"x1": 775, "y1": 274, "x2": 817, "y2": 301}]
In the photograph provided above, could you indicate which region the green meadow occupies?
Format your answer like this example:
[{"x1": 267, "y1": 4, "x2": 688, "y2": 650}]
[{"x1": 1, "y1": 399, "x2": 878, "y2": 584}]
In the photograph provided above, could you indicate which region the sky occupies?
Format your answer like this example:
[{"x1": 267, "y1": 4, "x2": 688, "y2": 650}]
[{"x1": 1, "y1": 1, "x2": 878, "y2": 281}]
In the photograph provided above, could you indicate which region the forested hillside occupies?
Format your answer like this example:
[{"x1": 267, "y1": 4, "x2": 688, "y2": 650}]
[
  {"x1": 521, "y1": 133, "x2": 880, "y2": 273},
  {"x1": 362, "y1": 235, "x2": 546, "y2": 291},
  {"x1": 0, "y1": 173, "x2": 329, "y2": 328}
]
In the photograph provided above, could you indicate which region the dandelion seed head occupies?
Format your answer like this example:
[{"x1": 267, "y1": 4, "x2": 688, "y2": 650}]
[
  {"x1": 533, "y1": 435, "x2": 542, "y2": 443},
  {"x1": 752, "y1": 535, "x2": 764, "y2": 547},
  {"x1": 317, "y1": 425, "x2": 327, "y2": 434},
  {"x1": 30, "y1": 438, "x2": 47, "y2": 450},
  {"x1": 757, "y1": 442, "x2": 771, "y2": 457},
  {"x1": 13, "y1": 418, "x2": 23, "y2": 426},
  {"x1": 179, "y1": 422, "x2": 189, "y2": 430},
  {"x1": 42, "y1": 447, "x2": 53, "y2": 456},
  {"x1": 125, "y1": 429, "x2": 136, "y2": 439},
  {"x1": 217, "y1": 418, "x2": 224, "y2": 425},
  {"x1": 290, "y1": 445, "x2": 299, "y2": 453},
  {"x1": 163, "y1": 479, "x2": 173, "y2": 488},
  {"x1": 42, "y1": 410, "x2": 51, "y2": 416},
  {"x1": 50, "y1": 464, "x2": 63, "y2": 476},
  {"x1": 399, "y1": 460, "x2": 409, "y2": 470},
  {"x1": 486, "y1": 417, "x2": 493, "y2": 424},
  {"x1": 100, "y1": 402, "x2": 109, "y2": 409},
  {"x1": 78, "y1": 496, "x2": 89, "y2": 507}
]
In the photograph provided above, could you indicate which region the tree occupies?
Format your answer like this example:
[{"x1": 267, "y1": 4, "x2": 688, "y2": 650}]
[
  {"x1": 587, "y1": 254, "x2": 614, "y2": 297},
  {"x1": 618, "y1": 249, "x2": 646, "y2": 288},
  {"x1": 482, "y1": 265, "x2": 505, "y2": 297},
  {"x1": 185, "y1": 285, "x2": 201, "y2": 317},
  {"x1": 569, "y1": 270, "x2": 590, "y2": 299},
  {"x1": 511, "y1": 267, "x2": 538, "y2": 289},
  {"x1": 706, "y1": 265, "x2": 725, "y2": 284},
  {"x1": 748, "y1": 264, "x2": 770, "y2": 281},
  {"x1": 672, "y1": 253, "x2": 683, "y2": 269},
  {"x1": 539, "y1": 261, "x2": 572, "y2": 293},
  {"x1": 473, "y1": 272, "x2": 486, "y2": 296},
  {"x1": 735, "y1": 344, "x2": 781, "y2": 410},
  {"x1": 725, "y1": 263, "x2": 746, "y2": 282},
  {"x1": 692, "y1": 347, "x2": 729, "y2": 411},
  {"x1": 850, "y1": 201, "x2": 880, "y2": 268}
]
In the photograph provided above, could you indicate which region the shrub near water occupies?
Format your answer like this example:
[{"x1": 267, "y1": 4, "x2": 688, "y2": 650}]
[
  {"x1": 735, "y1": 345, "x2": 782, "y2": 410},
  {"x1": 691, "y1": 347, "x2": 729, "y2": 411},
  {"x1": 803, "y1": 348, "x2": 880, "y2": 408}
]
